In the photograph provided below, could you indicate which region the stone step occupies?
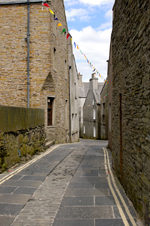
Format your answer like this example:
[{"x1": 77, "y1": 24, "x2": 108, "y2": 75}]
[{"x1": 45, "y1": 140, "x2": 55, "y2": 149}]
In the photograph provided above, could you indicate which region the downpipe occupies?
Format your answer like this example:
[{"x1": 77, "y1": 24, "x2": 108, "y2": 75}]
[{"x1": 27, "y1": 0, "x2": 30, "y2": 108}]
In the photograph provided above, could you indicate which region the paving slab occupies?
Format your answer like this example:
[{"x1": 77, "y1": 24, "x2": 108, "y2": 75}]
[
  {"x1": 0, "y1": 194, "x2": 31, "y2": 204},
  {"x1": 0, "y1": 203, "x2": 24, "y2": 215},
  {"x1": 56, "y1": 206, "x2": 114, "y2": 219},
  {"x1": 95, "y1": 196, "x2": 116, "y2": 206},
  {"x1": 0, "y1": 186, "x2": 16, "y2": 193},
  {"x1": 13, "y1": 187, "x2": 37, "y2": 195},
  {"x1": 61, "y1": 197, "x2": 94, "y2": 206},
  {"x1": 95, "y1": 219, "x2": 124, "y2": 226},
  {"x1": 64, "y1": 188, "x2": 111, "y2": 197},
  {"x1": 0, "y1": 216, "x2": 15, "y2": 226},
  {"x1": 53, "y1": 219, "x2": 94, "y2": 226}
]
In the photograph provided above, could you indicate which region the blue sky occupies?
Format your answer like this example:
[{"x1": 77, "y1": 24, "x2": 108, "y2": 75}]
[{"x1": 64, "y1": 0, "x2": 115, "y2": 82}]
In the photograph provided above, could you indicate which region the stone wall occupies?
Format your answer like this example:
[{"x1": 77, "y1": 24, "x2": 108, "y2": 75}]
[
  {"x1": 100, "y1": 82, "x2": 108, "y2": 140},
  {"x1": 83, "y1": 90, "x2": 100, "y2": 139},
  {"x1": 107, "y1": 43, "x2": 113, "y2": 149},
  {"x1": 111, "y1": 0, "x2": 150, "y2": 224},
  {"x1": 69, "y1": 46, "x2": 79, "y2": 143},
  {"x1": 0, "y1": 105, "x2": 45, "y2": 172},
  {"x1": 0, "y1": 0, "x2": 70, "y2": 143}
]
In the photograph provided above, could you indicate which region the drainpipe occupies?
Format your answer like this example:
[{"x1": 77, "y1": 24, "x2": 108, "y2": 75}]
[
  {"x1": 69, "y1": 65, "x2": 72, "y2": 143},
  {"x1": 27, "y1": 0, "x2": 30, "y2": 108}
]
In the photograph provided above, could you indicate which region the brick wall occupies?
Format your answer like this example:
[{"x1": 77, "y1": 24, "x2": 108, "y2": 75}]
[
  {"x1": 111, "y1": 0, "x2": 150, "y2": 224},
  {"x1": 0, "y1": 0, "x2": 71, "y2": 143}
]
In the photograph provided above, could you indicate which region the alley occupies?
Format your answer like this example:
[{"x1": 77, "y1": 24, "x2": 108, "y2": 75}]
[{"x1": 0, "y1": 140, "x2": 141, "y2": 226}]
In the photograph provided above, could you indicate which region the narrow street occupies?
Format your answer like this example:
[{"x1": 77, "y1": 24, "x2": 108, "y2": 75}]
[{"x1": 0, "y1": 140, "x2": 141, "y2": 226}]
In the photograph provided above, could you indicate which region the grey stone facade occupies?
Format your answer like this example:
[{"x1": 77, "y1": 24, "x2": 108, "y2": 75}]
[
  {"x1": 78, "y1": 74, "x2": 89, "y2": 137},
  {"x1": 68, "y1": 45, "x2": 80, "y2": 143},
  {"x1": 100, "y1": 43, "x2": 113, "y2": 142},
  {"x1": 111, "y1": 0, "x2": 150, "y2": 224},
  {"x1": 83, "y1": 73, "x2": 103, "y2": 139}
]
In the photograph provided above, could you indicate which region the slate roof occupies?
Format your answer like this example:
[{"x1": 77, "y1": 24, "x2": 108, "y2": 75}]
[{"x1": 93, "y1": 83, "x2": 103, "y2": 104}]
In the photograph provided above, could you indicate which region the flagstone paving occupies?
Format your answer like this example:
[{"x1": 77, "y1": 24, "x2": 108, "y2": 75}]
[{"x1": 0, "y1": 140, "x2": 142, "y2": 226}]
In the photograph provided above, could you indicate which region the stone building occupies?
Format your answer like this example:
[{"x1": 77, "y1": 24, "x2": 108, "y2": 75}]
[
  {"x1": 111, "y1": 0, "x2": 150, "y2": 224},
  {"x1": 83, "y1": 73, "x2": 103, "y2": 139},
  {"x1": 68, "y1": 44, "x2": 80, "y2": 142},
  {"x1": 100, "y1": 81, "x2": 108, "y2": 140},
  {"x1": 0, "y1": 0, "x2": 79, "y2": 143},
  {"x1": 100, "y1": 43, "x2": 113, "y2": 143},
  {"x1": 78, "y1": 73, "x2": 89, "y2": 137}
]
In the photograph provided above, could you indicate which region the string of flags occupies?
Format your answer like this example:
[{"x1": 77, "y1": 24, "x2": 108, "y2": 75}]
[{"x1": 42, "y1": 1, "x2": 107, "y2": 83}]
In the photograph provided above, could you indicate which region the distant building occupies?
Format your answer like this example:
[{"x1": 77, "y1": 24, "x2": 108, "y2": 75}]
[
  {"x1": 78, "y1": 73, "x2": 89, "y2": 137},
  {"x1": 100, "y1": 43, "x2": 113, "y2": 142},
  {"x1": 83, "y1": 73, "x2": 103, "y2": 139},
  {"x1": 69, "y1": 45, "x2": 80, "y2": 142},
  {"x1": 100, "y1": 81, "x2": 108, "y2": 140}
]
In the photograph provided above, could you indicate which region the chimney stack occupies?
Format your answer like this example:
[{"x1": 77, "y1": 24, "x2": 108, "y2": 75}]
[{"x1": 89, "y1": 72, "x2": 98, "y2": 90}]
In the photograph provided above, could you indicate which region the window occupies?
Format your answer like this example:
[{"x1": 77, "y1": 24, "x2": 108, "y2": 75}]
[
  {"x1": 83, "y1": 126, "x2": 85, "y2": 134},
  {"x1": 93, "y1": 109, "x2": 96, "y2": 120},
  {"x1": 47, "y1": 97, "x2": 54, "y2": 126},
  {"x1": 93, "y1": 126, "x2": 96, "y2": 137}
]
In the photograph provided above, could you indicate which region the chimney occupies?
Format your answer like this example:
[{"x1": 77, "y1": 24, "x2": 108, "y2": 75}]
[{"x1": 89, "y1": 72, "x2": 98, "y2": 90}]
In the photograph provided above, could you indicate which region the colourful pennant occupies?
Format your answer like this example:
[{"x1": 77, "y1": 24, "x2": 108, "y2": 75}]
[
  {"x1": 49, "y1": 8, "x2": 54, "y2": 15},
  {"x1": 57, "y1": 23, "x2": 62, "y2": 27},
  {"x1": 62, "y1": 28, "x2": 66, "y2": 34},
  {"x1": 43, "y1": 3, "x2": 50, "y2": 8},
  {"x1": 54, "y1": 15, "x2": 58, "y2": 20},
  {"x1": 66, "y1": 33, "x2": 71, "y2": 39}
]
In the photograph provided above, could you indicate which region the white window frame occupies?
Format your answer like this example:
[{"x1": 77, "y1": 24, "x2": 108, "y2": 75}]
[{"x1": 93, "y1": 126, "x2": 96, "y2": 137}]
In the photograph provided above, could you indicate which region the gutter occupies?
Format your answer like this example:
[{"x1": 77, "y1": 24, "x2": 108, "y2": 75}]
[
  {"x1": 0, "y1": 0, "x2": 44, "y2": 5},
  {"x1": 69, "y1": 65, "x2": 72, "y2": 142}
]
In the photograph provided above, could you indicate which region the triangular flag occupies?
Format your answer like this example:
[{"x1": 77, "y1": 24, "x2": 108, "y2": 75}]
[
  {"x1": 49, "y1": 8, "x2": 54, "y2": 15},
  {"x1": 62, "y1": 28, "x2": 66, "y2": 34},
  {"x1": 74, "y1": 42, "x2": 76, "y2": 48},
  {"x1": 43, "y1": 3, "x2": 50, "y2": 8},
  {"x1": 57, "y1": 23, "x2": 62, "y2": 27},
  {"x1": 54, "y1": 15, "x2": 58, "y2": 20},
  {"x1": 66, "y1": 33, "x2": 70, "y2": 39}
]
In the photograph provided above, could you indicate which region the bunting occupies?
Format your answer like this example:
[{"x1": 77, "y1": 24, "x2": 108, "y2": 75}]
[
  {"x1": 66, "y1": 33, "x2": 71, "y2": 39},
  {"x1": 42, "y1": 2, "x2": 105, "y2": 81},
  {"x1": 54, "y1": 15, "x2": 58, "y2": 20},
  {"x1": 49, "y1": 8, "x2": 54, "y2": 15},
  {"x1": 62, "y1": 28, "x2": 66, "y2": 34},
  {"x1": 57, "y1": 23, "x2": 62, "y2": 27},
  {"x1": 42, "y1": 3, "x2": 50, "y2": 8}
]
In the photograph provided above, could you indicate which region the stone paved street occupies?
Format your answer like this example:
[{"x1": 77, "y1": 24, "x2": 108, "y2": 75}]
[{"x1": 0, "y1": 140, "x2": 142, "y2": 226}]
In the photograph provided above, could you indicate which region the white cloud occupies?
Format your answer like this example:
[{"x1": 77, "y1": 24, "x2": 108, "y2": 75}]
[
  {"x1": 105, "y1": 9, "x2": 112, "y2": 18},
  {"x1": 70, "y1": 26, "x2": 112, "y2": 82},
  {"x1": 79, "y1": 0, "x2": 114, "y2": 6},
  {"x1": 66, "y1": 8, "x2": 90, "y2": 21},
  {"x1": 64, "y1": 0, "x2": 114, "y2": 7},
  {"x1": 64, "y1": 0, "x2": 77, "y2": 7}
]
